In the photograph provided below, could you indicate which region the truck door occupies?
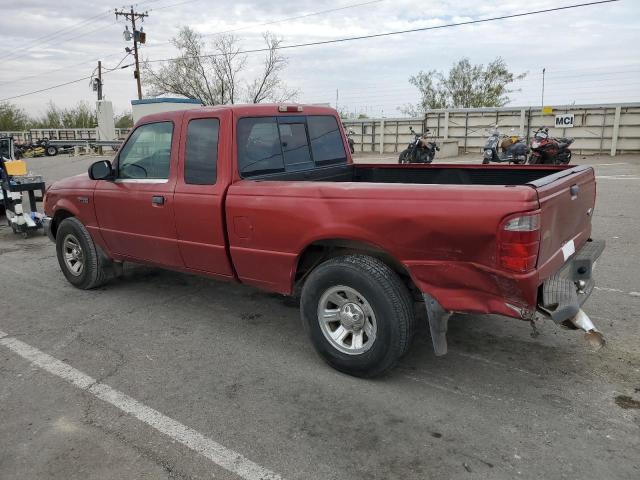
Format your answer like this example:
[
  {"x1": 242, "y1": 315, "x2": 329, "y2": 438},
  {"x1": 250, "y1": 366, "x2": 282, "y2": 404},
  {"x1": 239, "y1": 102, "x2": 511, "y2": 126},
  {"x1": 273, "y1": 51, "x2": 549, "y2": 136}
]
[
  {"x1": 93, "y1": 120, "x2": 183, "y2": 267},
  {"x1": 172, "y1": 111, "x2": 234, "y2": 277}
]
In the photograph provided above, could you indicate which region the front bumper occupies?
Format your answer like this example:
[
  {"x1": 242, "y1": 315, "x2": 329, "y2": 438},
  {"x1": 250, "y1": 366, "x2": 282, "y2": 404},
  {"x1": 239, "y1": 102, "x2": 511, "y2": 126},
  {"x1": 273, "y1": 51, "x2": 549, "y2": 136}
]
[
  {"x1": 538, "y1": 239, "x2": 605, "y2": 323},
  {"x1": 43, "y1": 216, "x2": 54, "y2": 242}
]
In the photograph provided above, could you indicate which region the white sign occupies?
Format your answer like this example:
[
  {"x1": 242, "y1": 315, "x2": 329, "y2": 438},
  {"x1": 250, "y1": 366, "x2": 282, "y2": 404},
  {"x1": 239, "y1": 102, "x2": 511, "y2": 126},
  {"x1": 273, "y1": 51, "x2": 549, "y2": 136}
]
[{"x1": 555, "y1": 113, "x2": 575, "y2": 128}]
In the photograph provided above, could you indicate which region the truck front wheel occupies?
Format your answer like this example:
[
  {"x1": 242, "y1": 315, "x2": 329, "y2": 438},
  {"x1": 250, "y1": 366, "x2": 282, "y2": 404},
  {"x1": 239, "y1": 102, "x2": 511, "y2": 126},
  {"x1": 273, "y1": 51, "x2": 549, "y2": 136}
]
[
  {"x1": 301, "y1": 254, "x2": 415, "y2": 377},
  {"x1": 55, "y1": 217, "x2": 108, "y2": 289}
]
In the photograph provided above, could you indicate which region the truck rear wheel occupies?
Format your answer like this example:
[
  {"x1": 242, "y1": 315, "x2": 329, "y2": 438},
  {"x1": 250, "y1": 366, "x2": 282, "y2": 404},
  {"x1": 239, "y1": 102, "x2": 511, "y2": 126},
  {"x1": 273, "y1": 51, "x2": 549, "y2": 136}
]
[
  {"x1": 55, "y1": 217, "x2": 108, "y2": 289},
  {"x1": 300, "y1": 254, "x2": 415, "y2": 377}
]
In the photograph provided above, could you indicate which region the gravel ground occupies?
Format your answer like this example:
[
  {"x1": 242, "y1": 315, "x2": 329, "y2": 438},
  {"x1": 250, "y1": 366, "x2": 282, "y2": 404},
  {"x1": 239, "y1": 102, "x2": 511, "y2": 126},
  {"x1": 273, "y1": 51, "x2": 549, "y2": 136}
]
[{"x1": 0, "y1": 152, "x2": 638, "y2": 480}]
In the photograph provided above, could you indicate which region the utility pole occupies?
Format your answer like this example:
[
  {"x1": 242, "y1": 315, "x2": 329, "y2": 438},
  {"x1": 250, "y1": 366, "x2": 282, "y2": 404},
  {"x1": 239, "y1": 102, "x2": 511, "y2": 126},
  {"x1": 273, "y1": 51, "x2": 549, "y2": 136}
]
[
  {"x1": 541, "y1": 67, "x2": 546, "y2": 110},
  {"x1": 335, "y1": 88, "x2": 339, "y2": 112},
  {"x1": 97, "y1": 61, "x2": 103, "y2": 100},
  {"x1": 115, "y1": 6, "x2": 148, "y2": 100}
]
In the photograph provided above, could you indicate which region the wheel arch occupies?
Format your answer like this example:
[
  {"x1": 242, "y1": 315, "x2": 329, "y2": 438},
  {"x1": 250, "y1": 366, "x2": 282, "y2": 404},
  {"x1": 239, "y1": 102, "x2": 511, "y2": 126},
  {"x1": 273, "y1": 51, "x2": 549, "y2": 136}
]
[
  {"x1": 293, "y1": 238, "x2": 418, "y2": 297},
  {"x1": 50, "y1": 208, "x2": 75, "y2": 239}
]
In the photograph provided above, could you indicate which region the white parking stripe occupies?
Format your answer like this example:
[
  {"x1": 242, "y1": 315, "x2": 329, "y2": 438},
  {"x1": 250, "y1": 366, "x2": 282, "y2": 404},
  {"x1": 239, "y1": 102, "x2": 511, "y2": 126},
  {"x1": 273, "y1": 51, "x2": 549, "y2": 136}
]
[
  {"x1": 596, "y1": 175, "x2": 640, "y2": 180},
  {"x1": 594, "y1": 286, "x2": 640, "y2": 297},
  {"x1": 0, "y1": 334, "x2": 284, "y2": 480}
]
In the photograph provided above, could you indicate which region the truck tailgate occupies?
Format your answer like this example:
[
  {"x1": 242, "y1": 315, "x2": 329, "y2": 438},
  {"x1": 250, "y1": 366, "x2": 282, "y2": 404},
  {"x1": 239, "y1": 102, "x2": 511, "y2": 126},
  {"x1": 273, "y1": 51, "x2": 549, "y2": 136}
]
[{"x1": 532, "y1": 165, "x2": 596, "y2": 278}]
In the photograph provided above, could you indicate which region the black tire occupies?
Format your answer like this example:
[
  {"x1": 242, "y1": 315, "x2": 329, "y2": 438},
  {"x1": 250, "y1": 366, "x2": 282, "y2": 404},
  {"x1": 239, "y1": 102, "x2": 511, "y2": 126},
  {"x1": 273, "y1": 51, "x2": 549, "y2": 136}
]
[
  {"x1": 482, "y1": 158, "x2": 490, "y2": 165},
  {"x1": 300, "y1": 254, "x2": 415, "y2": 377},
  {"x1": 426, "y1": 151, "x2": 435, "y2": 164},
  {"x1": 45, "y1": 145, "x2": 58, "y2": 156},
  {"x1": 398, "y1": 149, "x2": 409, "y2": 164},
  {"x1": 55, "y1": 217, "x2": 108, "y2": 289}
]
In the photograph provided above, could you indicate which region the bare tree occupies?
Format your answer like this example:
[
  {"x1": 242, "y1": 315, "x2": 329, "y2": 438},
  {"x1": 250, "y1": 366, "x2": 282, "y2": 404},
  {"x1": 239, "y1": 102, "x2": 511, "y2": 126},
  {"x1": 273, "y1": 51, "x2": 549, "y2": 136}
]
[
  {"x1": 246, "y1": 33, "x2": 297, "y2": 103},
  {"x1": 144, "y1": 27, "x2": 296, "y2": 105},
  {"x1": 210, "y1": 34, "x2": 246, "y2": 104},
  {"x1": 144, "y1": 28, "x2": 219, "y2": 105}
]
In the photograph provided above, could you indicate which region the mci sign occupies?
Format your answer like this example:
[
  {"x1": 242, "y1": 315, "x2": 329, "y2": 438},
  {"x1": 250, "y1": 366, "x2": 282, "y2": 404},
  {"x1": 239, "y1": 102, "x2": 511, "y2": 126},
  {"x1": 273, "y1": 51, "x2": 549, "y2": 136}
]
[{"x1": 555, "y1": 113, "x2": 575, "y2": 128}]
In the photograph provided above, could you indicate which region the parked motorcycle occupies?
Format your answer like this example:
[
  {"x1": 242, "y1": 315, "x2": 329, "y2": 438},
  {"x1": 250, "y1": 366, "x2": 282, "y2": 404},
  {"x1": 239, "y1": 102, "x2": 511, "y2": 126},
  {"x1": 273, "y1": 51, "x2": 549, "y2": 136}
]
[
  {"x1": 347, "y1": 128, "x2": 355, "y2": 154},
  {"x1": 482, "y1": 127, "x2": 528, "y2": 164},
  {"x1": 528, "y1": 127, "x2": 573, "y2": 165},
  {"x1": 399, "y1": 127, "x2": 439, "y2": 164}
]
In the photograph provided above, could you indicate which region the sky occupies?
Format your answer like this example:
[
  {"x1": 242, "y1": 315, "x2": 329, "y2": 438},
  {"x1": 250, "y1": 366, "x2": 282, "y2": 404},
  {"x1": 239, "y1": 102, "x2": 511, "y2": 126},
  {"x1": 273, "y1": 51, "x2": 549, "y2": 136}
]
[{"x1": 0, "y1": 0, "x2": 638, "y2": 119}]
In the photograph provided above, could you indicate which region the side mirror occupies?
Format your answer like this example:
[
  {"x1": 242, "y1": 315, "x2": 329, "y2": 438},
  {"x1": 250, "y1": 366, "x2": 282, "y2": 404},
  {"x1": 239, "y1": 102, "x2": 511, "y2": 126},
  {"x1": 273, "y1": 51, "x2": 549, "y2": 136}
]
[{"x1": 88, "y1": 160, "x2": 114, "y2": 180}]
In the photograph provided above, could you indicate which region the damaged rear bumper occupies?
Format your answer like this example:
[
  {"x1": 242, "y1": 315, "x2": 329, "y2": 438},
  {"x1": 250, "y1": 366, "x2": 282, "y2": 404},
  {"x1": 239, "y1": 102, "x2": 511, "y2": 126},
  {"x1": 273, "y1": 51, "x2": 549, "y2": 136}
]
[{"x1": 538, "y1": 239, "x2": 605, "y2": 323}]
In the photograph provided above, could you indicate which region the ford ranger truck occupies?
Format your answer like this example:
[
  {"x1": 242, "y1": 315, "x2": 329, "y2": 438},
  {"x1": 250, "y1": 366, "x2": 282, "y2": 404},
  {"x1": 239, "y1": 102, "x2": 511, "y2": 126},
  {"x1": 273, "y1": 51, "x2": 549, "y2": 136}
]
[{"x1": 43, "y1": 104, "x2": 604, "y2": 377}]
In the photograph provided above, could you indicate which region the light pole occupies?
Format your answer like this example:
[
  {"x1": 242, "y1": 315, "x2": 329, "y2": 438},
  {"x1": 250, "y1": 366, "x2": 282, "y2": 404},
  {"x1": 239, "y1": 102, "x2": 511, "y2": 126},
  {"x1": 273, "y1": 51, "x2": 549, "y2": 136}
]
[{"x1": 541, "y1": 67, "x2": 546, "y2": 110}]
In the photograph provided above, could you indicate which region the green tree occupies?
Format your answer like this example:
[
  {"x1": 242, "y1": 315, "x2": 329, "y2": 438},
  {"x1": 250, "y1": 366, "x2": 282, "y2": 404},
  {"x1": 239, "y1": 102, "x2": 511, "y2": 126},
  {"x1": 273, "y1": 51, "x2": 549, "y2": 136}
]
[
  {"x1": 31, "y1": 101, "x2": 96, "y2": 128},
  {"x1": 0, "y1": 102, "x2": 30, "y2": 131},
  {"x1": 115, "y1": 112, "x2": 133, "y2": 129},
  {"x1": 401, "y1": 57, "x2": 526, "y2": 115}
]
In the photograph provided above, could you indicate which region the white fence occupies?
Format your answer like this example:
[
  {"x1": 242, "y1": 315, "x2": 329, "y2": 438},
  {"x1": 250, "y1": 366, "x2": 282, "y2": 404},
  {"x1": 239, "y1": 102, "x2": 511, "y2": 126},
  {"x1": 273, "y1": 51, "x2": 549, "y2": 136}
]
[
  {"x1": 0, "y1": 128, "x2": 132, "y2": 143},
  {"x1": 344, "y1": 103, "x2": 640, "y2": 156}
]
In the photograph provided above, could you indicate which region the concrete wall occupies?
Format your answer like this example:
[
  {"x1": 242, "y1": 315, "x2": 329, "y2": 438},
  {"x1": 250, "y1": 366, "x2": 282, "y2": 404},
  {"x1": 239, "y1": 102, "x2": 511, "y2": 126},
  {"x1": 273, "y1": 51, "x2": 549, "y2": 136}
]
[{"x1": 344, "y1": 103, "x2": 640, "y2": 156}]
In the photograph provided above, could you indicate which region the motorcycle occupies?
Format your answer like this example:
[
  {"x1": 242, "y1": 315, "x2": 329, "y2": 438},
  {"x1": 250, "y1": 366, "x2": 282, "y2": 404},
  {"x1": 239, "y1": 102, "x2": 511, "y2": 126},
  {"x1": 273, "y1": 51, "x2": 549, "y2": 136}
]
[
  {"x1": 482, "y1": 127, "x2": 528, "y2": 164},
  {"x1": 342, "y1": 124, "x2": 356, "y2": 154},
  {"x1": 399, "y1": 127, "x2": 439, "y2": 164},
  {"x1": 347, "y1": 128, "x2": 355, "y2": 154},
  {"x1": 528, "y1": 127, "x2": 573, "y2": 165}
]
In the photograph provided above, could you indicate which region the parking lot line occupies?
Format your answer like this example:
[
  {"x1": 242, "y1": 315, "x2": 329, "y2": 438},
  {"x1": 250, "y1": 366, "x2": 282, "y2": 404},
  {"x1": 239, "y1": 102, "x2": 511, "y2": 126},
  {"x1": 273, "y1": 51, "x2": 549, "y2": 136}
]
[
  {"x1": 595, "y1": 175, "x2": 640, "y2": 180},
  {"x1": 0, "y1": 331, "x2": 284, "y2": 480}
]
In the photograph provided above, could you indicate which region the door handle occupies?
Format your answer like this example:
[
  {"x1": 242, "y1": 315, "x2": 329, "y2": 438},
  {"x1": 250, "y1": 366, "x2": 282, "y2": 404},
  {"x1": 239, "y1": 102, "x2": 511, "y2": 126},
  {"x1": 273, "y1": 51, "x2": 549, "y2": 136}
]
[{"x1": 152, "y1": 195, "x2": 165, "y2": 206}]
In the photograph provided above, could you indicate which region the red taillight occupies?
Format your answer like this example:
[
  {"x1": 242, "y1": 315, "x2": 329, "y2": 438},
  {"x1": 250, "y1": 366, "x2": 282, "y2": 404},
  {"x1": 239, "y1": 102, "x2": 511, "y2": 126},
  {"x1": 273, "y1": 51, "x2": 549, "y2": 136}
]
[
  {"x1": 278, "y1": 105, "x2": 303, "y2": 112},
  {"x1": 498, "y1": 212, "x2": 541, "y2": 273}
]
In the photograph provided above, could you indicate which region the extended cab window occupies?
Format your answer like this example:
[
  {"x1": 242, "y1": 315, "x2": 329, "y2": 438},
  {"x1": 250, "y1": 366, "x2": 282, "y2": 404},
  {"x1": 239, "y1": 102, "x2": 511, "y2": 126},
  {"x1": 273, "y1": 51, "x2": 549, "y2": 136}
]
[
  {"x1": 237, "y1": 117, "x2": 284, "y2": 177},
  {"x1": 118, "y1": 122, "x2": 173, "y2": 180},
  {"x1": 237, "y1": 115, "x2": 346, "y2": 178},
  {"x1": 307, "y1": 116, "x2": 347, "y2": 165},
  {"x1": 185, "y1": 118, "x2": 219, "y2": 185}
]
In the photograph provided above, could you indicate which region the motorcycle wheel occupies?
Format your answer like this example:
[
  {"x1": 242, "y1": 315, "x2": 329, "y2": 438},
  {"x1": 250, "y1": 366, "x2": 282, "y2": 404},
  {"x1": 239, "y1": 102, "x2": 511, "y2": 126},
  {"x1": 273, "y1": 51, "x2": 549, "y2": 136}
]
[
  {"x1": 416, "y1": 150, "x2": 431, "y2": 164},
  {"x1": 426, "y1": 151, "x2": 435, "y2": 164},
  {"x1": 528, "y1": 154, "x2": 540, "y2": 165},
  {"x1": 398, "y1": 149, "x2": 410, "y2": 164}
]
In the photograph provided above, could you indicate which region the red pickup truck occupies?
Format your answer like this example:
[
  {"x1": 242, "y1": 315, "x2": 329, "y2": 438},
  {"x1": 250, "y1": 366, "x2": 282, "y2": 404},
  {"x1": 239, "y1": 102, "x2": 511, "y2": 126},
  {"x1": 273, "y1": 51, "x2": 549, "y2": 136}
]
[{"x1": 43, "y1": 104, "x2": 604, "y2": 377}]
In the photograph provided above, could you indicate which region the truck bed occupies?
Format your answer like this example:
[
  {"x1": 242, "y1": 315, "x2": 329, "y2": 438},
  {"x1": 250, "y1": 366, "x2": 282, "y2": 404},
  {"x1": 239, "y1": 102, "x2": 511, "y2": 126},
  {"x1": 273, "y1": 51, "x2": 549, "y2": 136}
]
[
  {"x1": 250, "y1": 162, "x2": 583, "y2": 187},
  {"x1": 228, "y1": 161, "x2": 596, "y2": 318}
]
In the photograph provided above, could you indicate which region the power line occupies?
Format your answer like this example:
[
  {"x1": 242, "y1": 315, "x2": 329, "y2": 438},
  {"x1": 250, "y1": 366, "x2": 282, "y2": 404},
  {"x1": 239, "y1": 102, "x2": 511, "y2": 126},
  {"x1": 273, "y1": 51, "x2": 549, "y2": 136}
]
[
  {"x1": 146, "y1": 0, "x2": 619, "y2": 63},
  {"x1": 151, "y1": 0, "x2": 202, "y2": 11},
  {"x1": 0, "y1": 51, "x2": 126, "y2": 86},
  {"x1": 0, "y1": 11, "x2": 112, "y2": 62},
  {"x1": 0, "y1": 76, "x2": 94, "y2": 102},
  {"x1": 143, "y1": 0, "x2": 387, "y2": 50},
  {"x1": 201, "y1": 0, "x2": 386, "y2": 37},
  {"x1": 0, "y1": 63, "x2": 132, "y2": 103},
  {"x1": 0, "y1": 0, "x2": 622, "y2": 103}
]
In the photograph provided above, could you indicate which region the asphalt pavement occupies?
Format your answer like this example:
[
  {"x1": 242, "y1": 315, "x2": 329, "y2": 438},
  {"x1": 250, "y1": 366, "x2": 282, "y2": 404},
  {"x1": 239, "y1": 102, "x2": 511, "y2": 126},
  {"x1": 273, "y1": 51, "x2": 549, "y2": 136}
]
[{"x1": 0, "y1": 151, "x2": 638, "y2": 480}]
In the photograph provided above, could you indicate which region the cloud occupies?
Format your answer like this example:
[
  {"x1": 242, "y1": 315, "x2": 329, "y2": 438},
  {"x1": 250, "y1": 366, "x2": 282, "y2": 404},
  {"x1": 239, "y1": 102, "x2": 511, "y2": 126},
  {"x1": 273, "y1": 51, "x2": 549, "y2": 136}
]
[{"x1": 1, "y1": 0, "x2": 638, "y2": 117}]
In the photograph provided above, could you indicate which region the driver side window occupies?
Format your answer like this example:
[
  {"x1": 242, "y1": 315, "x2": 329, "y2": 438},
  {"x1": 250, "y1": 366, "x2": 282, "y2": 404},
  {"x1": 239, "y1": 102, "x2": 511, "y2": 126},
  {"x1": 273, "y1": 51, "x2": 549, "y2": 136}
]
[{"x1": 118, "y1": 122, "x2": 173, "y2": 180}]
